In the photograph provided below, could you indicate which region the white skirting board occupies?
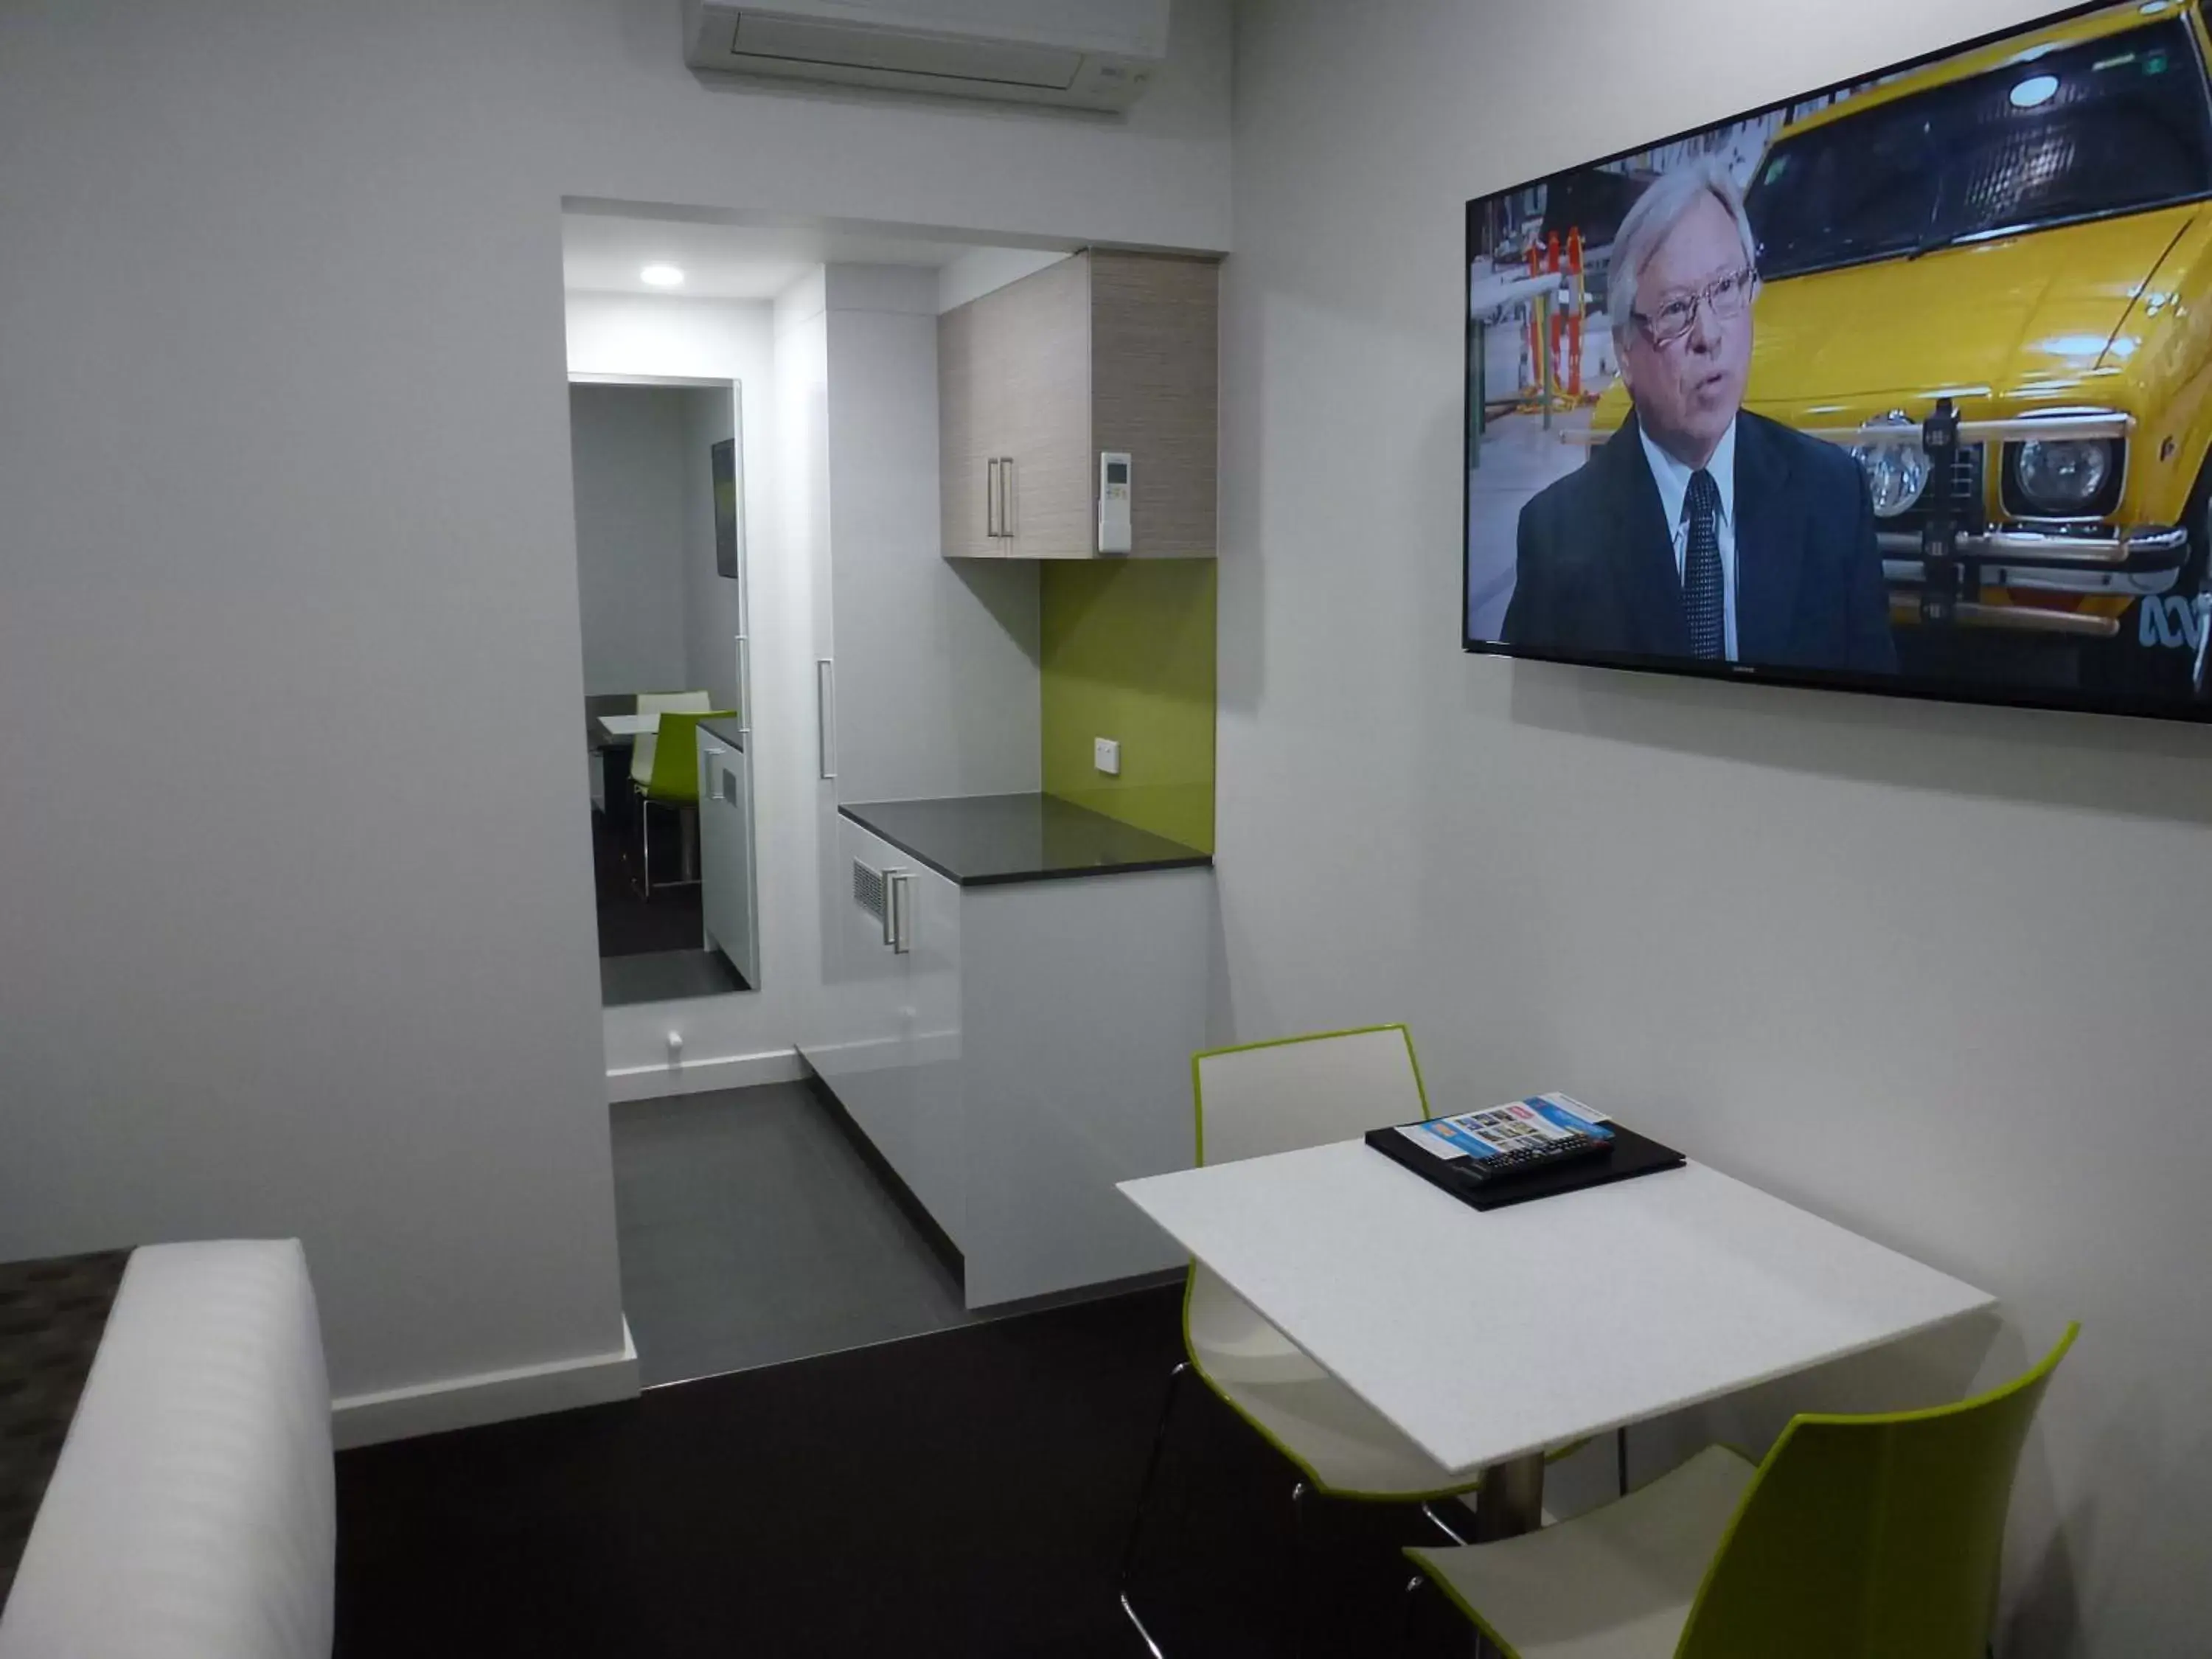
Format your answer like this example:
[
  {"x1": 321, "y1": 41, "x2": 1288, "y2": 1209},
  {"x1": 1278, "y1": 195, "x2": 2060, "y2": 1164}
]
[
  {"x1": 605, "y1": 1045, "x2": 807, "y2": 1104},
  {"x1": 330, "y1": 1318, "x2": 639, "y2": 1449}
]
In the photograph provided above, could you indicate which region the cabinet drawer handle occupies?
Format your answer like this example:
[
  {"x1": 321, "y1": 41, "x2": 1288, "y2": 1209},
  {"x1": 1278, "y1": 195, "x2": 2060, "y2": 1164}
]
[{"x1": 886, "y1": 869, "x2": 913, "y2": 954}]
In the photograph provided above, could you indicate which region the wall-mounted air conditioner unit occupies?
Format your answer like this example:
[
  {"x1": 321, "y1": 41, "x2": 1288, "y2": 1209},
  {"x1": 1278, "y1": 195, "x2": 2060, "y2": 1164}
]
[{"x1": 682, "y1": 0, "x2": 1171, "y2": 113}]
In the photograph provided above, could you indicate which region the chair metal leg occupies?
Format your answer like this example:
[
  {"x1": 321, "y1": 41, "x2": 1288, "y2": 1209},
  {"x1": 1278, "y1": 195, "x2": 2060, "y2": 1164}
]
[
  {"x1": 1289, "y1": 1479, "x2": 1311, "y2": 1659},
  {"x1": 1117, "y1": 1360, "x2": 1191, "y2": 1659},
  {"x1": 1422, "y1": 1499, "x2": 1471, "y2": 1547},
  {"x1": 1399, "y1": 1573, "x2": 1427, "y2": 1658},
  {"x1": 633, "y1": 794, "x2": 703, "y2": 901}
]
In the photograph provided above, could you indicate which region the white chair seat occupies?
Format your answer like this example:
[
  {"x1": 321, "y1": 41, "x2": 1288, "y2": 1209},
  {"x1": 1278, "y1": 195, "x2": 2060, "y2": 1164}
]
[
  {"x1": 1191, "y1": 1273, "x2": 1477, "y2": 1497},
  {"x1": 1201, "y1": 1353, "x2": 1482, "y2": 1498},
  {"x1": 1407, "y1": 1444, "x2": 1756, "y2": 1659}
]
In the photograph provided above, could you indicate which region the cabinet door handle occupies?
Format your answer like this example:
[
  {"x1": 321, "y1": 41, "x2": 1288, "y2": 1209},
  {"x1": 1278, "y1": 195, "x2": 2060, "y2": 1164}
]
[
  {"x1": 986, "y1": 458, "x2": 1000, "y2": 538},
  {"x1": 1001, "y1": 456, "x2": 1015, "y2": 541},
  {"x1": 886, "y1": 869, "x2": 913, "y2": 954},
  {"x1": 815, "y1": 658, "x2": 836, "y2": 780},
  {"x1": 703, "y1": 744, "x2": 728, "y2": 801},
  {"x1": 734, "y1": 634, "x2": 751, "y2": 747}
]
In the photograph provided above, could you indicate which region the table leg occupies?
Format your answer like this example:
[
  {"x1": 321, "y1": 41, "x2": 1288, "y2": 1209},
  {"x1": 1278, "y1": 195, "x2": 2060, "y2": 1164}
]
[
  {"x1": 1472, "y1": 1452, "x2": 1544, "y2": 1542},
  {"x1": 1470, "y1": 1453, "x2": 1545, "y2": 1658}
]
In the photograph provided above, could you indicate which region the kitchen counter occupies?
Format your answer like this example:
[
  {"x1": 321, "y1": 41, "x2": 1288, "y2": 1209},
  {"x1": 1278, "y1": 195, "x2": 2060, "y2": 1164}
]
[
  {"x1": 698, "y1": 715, "x2": 746, "y2": 752},
  {"x1": 838, "y1": 793, "x2": 1210, "y2": 887}
]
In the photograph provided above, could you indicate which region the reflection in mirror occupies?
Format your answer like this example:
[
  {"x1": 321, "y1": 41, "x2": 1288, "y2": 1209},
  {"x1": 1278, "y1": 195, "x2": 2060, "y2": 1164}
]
[{"x1": 569, "y1": 379, "x2": 761, "y2": 1007}]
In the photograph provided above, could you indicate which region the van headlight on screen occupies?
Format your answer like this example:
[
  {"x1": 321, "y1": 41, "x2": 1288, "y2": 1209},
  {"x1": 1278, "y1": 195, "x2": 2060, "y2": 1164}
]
[
  {"x1": 1848, "y1": 435, "x2": 1933, "y2": 518},
  {"x1": 2011, "y1": 437, "x2": 2116, "y2": 514}
]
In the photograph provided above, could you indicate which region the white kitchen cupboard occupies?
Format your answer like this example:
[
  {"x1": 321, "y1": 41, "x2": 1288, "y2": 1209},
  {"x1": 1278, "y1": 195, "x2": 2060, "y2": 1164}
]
[
  {"x1": 814, "y1": 817, "x2": 966, "y2": 1237},
  {"x1": 696, "y1": 724, "x2": 757, "y2": 987},
  {"x1": 790, "y1": 265, "x2": 1040, "y2": 813},
  {"x1": 805, "y1": 815, "x2": 1211, "y2": 1307},
  {"x1": 939, "y1": 249, "x2": 1220, "y2": 560}
]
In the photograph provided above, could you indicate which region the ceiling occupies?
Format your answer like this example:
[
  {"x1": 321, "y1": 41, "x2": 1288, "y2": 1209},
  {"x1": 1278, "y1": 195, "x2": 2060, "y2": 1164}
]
[{"x1": 560, "y1": 213, "x2": 1046, "y2": 300}]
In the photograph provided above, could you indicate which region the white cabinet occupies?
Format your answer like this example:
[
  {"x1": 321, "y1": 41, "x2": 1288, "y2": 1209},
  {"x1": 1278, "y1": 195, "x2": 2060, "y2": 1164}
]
[
  {"x1": 803, "y1": 815, "x2": 1211, "y2": 1308},
  {"x1": 811, "y1": 818, "x2": 964, "y2": 1233},
  {"x1": 697, "y1": 726, "x2": 758, "y2": 987}
]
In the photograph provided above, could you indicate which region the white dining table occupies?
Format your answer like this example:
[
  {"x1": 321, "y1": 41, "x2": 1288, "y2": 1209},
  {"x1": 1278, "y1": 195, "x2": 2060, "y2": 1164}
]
[
  {"x1": 1119, "y1": 1141, "x2": 1994, "y2": 1540},
  {"x1": 596, "y1": 712, "x2": 658, "y2": 738}
]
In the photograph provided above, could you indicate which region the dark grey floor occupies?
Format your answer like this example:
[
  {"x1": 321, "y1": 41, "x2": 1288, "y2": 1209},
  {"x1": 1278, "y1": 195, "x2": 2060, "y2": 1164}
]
[
  {"x1": 599, "y1": 947, "x2": 747, "y2": 1008},
  {"x1": 589, "y1": 796, "x2": 706, "y2": 961},
  {"x1": 611, "y1": 1082, "x2": 978, "y2": 1386}
]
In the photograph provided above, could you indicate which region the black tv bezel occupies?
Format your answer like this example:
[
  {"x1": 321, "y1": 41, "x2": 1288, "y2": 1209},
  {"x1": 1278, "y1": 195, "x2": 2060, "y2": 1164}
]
[{"x1": 1459, "y1": 0, "x2": 2212, "y2": 727}]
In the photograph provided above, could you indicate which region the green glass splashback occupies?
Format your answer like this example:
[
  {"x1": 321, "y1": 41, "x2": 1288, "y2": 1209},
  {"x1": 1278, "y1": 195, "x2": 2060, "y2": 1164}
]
[{"x1": 1039, "y1": 560, "x2": 1216, "y2": 853}]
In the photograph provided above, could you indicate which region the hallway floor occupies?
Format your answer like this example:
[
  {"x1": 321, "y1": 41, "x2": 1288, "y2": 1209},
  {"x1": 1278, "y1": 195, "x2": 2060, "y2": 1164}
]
[{"x1": 611, "y1": 1082, "x2": 978, "y2": 1386}]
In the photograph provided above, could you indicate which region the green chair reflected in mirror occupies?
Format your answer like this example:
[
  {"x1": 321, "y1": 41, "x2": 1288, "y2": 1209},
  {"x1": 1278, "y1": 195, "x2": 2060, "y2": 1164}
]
[
  {"x1": 627, "y1": 689, "x2": 715, "y2": 796},
  {"x1": 635, "y1": 709, "x2": 732, "y2": 900}
]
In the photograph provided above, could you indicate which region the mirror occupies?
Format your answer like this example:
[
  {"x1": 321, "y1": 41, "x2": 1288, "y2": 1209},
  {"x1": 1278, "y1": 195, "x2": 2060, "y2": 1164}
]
[{"x1": 570, "y1": 380, "x2": 761, "y2": 1007}]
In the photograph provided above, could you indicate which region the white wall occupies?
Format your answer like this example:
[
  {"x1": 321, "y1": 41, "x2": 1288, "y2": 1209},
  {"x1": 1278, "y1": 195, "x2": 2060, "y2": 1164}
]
[
  {"x1": 564, "y1": 292, "x2": 764, "y2": 706},
  {"x1": 568, "y1": 385, "x2": 690, "y2": 695},
  {"x1": 1223, "y1": 4, "x2": 2211, "y2": 1652},
  {"x1": 937, "y1": 247, "x2": 1073, "y2": 315},
  {"x1": 0, "y1": 0, "x2": 1231, "y2": 1426},
  {"x1": 679, "y1": 387, "x2": 742, "y2": 709}
]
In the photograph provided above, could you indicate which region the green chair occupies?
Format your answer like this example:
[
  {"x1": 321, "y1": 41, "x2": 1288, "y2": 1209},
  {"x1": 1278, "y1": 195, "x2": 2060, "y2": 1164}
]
[
  {"x1": 634, "y1": 709, "x2": 732, "y2": 899},
  {"x1": 627, "y1": 689, "x2": 715, "y2": 795},
  {"x1": 1403, "y1": 1323, "x2": 2079, "y2": 1659}
]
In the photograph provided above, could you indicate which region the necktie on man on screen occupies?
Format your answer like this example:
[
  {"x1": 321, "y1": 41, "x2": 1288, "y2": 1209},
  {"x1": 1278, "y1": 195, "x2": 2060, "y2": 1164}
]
[{"x1": 1683, "y1": 467, "x2": 1724, "y2": 659}]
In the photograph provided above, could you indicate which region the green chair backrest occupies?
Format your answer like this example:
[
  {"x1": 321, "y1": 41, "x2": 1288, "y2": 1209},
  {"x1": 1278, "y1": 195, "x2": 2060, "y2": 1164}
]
[
  {"x1": 644, "y1": 711, "x2": 734, "y2": 804},
  {"x1": 628, "y1": 691, "x2": 716, "y2": 789},
  {"x1": 1677, "y1": 1324, "x2": 2077, "y2": 1659}
]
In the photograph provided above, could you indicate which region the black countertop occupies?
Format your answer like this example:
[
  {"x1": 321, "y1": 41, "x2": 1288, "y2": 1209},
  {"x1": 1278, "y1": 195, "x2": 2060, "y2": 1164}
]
[{"x1": 839, "y1": 794, "x2": 1211, "y2": 887}]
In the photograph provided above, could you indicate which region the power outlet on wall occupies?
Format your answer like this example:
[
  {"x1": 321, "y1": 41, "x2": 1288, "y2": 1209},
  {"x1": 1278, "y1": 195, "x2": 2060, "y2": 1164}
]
[{"x1": 1094, "y1": 737, "x2": 1121, "y2": 776}]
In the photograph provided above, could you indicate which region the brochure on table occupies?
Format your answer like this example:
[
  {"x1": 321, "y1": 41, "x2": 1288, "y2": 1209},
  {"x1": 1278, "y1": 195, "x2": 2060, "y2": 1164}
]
[
  {"x1": 1366, "y1": 1091, "x2": 1685, "y2": 1212},
  {"x1": 1397, "y1": 1093, "x2": 1612, "y2": 1164}
]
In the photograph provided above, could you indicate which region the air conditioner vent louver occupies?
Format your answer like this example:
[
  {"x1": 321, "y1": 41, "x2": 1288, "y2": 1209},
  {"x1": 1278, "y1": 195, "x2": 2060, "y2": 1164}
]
[
  {"x1": 852, "y1": 860, "x2": 886, "y2": 922},
  {"x1": 734, "y1": 16, "x2": 1083, "y2": 91},
  {"x1": 684, "y1": 1, "x2": 1169, "y2": 114}
]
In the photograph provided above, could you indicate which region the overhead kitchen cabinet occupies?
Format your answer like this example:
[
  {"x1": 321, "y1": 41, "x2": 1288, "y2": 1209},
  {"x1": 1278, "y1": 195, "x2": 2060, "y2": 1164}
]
[{"x1": 939, "y1": 250, "x2": 1219, "y2": 560}]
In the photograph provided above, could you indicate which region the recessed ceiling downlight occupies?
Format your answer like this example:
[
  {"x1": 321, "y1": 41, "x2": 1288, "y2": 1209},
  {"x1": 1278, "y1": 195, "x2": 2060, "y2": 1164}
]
[{"x1": 640, "y1": 264, "x2": 686, "y2": 288}]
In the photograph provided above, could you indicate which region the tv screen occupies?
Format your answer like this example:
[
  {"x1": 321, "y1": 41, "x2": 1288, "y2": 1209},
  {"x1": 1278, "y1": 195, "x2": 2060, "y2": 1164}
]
[{"x1": 1464, "y1": 0, "x2": 2212, "y2": 721}]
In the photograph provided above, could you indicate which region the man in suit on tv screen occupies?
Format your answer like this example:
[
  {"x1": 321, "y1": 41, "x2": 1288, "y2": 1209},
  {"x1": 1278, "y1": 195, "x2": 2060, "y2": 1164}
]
[{"x1": 1502, "y1": 159, "x2": 1898, "y2": 675}]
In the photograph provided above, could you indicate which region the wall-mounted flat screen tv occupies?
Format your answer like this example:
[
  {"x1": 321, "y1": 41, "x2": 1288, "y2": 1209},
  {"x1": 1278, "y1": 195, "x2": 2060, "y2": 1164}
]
[{"x1": 1464, "y1": 0, "x2": 2212, "y2": 721}]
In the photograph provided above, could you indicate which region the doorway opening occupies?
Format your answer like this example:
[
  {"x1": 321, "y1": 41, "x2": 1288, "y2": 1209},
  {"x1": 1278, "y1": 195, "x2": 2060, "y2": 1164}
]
[{"x1": 563, "y1": 203, "x2": 1136, "y2": 1390}]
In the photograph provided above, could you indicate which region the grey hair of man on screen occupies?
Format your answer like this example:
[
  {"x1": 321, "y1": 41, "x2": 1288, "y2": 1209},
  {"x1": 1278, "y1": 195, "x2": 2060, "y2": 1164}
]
[{"x1": 1604, "y1": 156, "x2": 1759, "y2": 344}]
